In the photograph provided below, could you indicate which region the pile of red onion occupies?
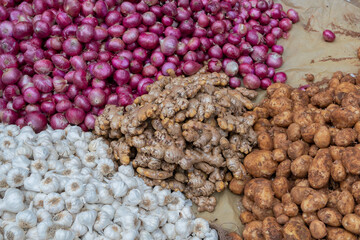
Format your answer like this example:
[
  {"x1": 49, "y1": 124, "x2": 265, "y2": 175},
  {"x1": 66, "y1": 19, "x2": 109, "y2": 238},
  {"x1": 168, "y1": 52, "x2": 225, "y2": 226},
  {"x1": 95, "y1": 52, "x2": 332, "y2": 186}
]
[{"x1": 0, "y1": 0, "x2": 298, "y2": 132}]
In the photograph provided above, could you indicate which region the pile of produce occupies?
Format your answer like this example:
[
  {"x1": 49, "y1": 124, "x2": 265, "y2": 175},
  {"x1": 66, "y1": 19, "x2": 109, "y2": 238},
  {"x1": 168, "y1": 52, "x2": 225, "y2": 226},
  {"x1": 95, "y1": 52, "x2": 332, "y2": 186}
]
[
  {"x1": 0, "y1": 123, "x2": 218, "y2": 240},
  {"x1": 0, "y1": 0, "x2": 298, "y2": 131},
  {"x1": 236, "y1": 75, "x2": 360, "y2": 239},
  {"x1": 94, "y1": 69, "x2": 258, "y2": 212}
]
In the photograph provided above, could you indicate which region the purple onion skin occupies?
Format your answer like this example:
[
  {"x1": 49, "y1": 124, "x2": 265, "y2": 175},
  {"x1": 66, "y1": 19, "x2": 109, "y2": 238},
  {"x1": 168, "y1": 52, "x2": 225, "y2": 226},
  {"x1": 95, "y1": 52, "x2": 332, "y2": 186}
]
[{"x1": 323, "y1": 30, "x2": 336, "y2": 42}]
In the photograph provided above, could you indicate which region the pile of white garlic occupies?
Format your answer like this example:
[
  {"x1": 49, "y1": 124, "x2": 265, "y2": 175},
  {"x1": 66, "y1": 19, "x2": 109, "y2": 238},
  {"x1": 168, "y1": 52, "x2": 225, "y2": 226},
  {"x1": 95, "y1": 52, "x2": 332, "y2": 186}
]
[{"x1": 0, "y1": 124, "x2": 218, "y2": 240}]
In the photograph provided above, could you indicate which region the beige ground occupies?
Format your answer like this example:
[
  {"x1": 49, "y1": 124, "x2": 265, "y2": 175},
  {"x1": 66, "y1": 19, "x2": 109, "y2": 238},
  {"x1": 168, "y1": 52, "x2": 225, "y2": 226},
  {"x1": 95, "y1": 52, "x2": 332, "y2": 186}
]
[{"x1": 195, "y1": 0, "x2": 360, "y2": 233}]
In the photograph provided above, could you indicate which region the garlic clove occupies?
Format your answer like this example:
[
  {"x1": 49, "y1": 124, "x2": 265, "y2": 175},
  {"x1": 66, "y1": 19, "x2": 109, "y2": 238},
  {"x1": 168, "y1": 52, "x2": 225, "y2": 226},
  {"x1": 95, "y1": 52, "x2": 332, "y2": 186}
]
[
  {"x1": 151, "y1": 229, "x2": 167, "y2": 240},
  {"x1": 0, "y1": 188, "x2": 25, "y2": 213}
]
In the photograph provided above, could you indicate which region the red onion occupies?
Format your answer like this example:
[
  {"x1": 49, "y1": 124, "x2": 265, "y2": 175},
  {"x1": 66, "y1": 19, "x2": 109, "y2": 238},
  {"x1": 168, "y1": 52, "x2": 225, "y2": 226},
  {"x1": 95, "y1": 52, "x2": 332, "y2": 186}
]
[
  {"x1": 161, "y1": 62, "x2": 176, "y2": 76},
  {"x1": 123, "y1": 28, "x2": 139, "y2": 45},
  {"x1": 271, "y1": 45, "x2": 284, "y2": 55},
  {"x1": 323, "y1": 30, "x2": 336, "y2": 42},
  {"x1": 224, "y1": 61, "x2": 238, "y2": 77},
  {"x1": 254, "y1": 63, "x2": 269, "y2": 79},
  {"x1": 93, "y1": 62, "x2": 112, "y2": 80},
  {"x1": 33, "y1": 74, "x2": 53, "y2": 93},
  {"x1": 239, "y1": 42, "x2": 253, "y2": 56},
  {"x1": 182, "y1": 60, "x2": 202, "y2": 75},
  {"x1": 114, "y1": 69, "x2": 131, "y2": 86},
  {"x1": 23, "y1": 87, "x2": 40, "y2": 104},
  {"x1": 229, "y1": 77, "x2": 241, "y2": 88},
  {"x1": 273, "y1": 72, "x2": 287, "y2": 83},
  {"x1": 208, "y1": 45, "x2": 223, "y2": 59},
  {"x1": 1, "y1": 109, "x2": 18, "y2": 124},
  {"x1": 62, "y1": 38, "x2": 82, "y2": 57},
  {"x1": 138, "y1": 32, "x2": 159, "y2": 50},
  {"x1": 129, "y1": 59, "x2": 143, "y2": 73},
  {"x1": 66, "y1": 84, "x2": 79, "y2": 100},
  {"x1": 0, "y1": 54, "x2": 18, "y2": 70},
  {"x1": 287, "y1": 9, "x2": 299, "y2": 23},
  {"x1": 238, "y1": 56, "x2": 253, "y2": 65},
  {"x1": 142, "y1": 65, "x2": 157, "y2": 77},
  {"x1": 33, "y1": 20, "x2": 51, "y2": 39},
  {"x1": 279, "y1": 18, "x2": 292, "y2": 32},
  {"x1": 13, "y1": 96, "x2": 25, "y2": 110},
  {"x1": 76, "y1": 24, "x2": 95, "y2": 43},
  {"x1": 84, "y1": 113, "x2": 96, "y2": 129},
  {"x1": 73, "y1": 69, "x2": 89, "y2": 90},
  {"x1": 65, "y1": 107, "x2": 85, "y2": 125},
  {"x1": 251, "y1": 45, "x2": 268, "y2": 63},
  {"x1": 33, "y1": 59, "x2": 54, "y2": 75},
  {"x1": 64, "y1": 0, "x2": 81, "y2": 17},
  {"x1": 93, "y1": 27, "x2": 108, "y2": 41},
  {"x1": 165, "y1": 27, "x2": 181, "y2": 39},
  {"x1": 208, "y1": 59, "x2": 222, "y2": 73},
  {"x1": 150, "y1": 52, "x2": 165, "y2": 67},
  {"x1": 13, "y1": 22, "x2": 33, "y2": 40},
  {"x1": 137, "y1": 78, "x2": 154, "y2": 95},
  {"x1": 160, "y1": 36, "x2": 178, "y2": 56},
  {"x1": 1, "y1": 67, "x2": 21, "y2": 85},
  {"x1": 50, "y1": 113, "x2": 69, "y2": 129},
  {"x1": 4, "y1": 85, "x2": 20, "y2": 101},
  {"x1": 123, "y1": 12, "x2": 142, "y2": 28},
  {"x1": 40, "y1": 101, "x2": 56, "y2": 115},
  {"x1": 239, "y1": 63, "x2": 255, "y2": 76},
  {"x1": 260, "y1": 78, "x2": 272, "y2": 89},
  {"x1": 129, "y1": 74, "x2": 142, "y2": 89},
  {"x1": 246, "y1": 29, "x2": 262, "y2": 46},
  {"x1": 25, "y1": 111, "x2": 47, "y2": 133},
  {"x1": 0, "y1": 37, "x2": 19, "y2": 54},
  {"x1": 56, "y1": 99, "x2": 72, "y2": 113},
  {"x1": 266, "y1": 52, "x2": 283, "y2": 69},
  {"x1": 88, "y1": 88, "x2": 106, "y2": 107},
  {"x1": 243, "y1": 73, "x2": 261, "y2": 90},
  {"x1": 74, "y1": 95, "x2": 91, "y2": 112}
]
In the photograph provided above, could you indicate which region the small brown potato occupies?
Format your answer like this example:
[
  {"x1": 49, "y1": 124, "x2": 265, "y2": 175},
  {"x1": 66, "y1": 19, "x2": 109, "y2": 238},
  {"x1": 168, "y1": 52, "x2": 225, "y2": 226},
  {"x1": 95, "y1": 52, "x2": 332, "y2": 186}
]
[
  {"x1": 229, "y1": 178, "x2": 245, "y2": 195},
  {"x1": 333, "y1": 71, "x2": 344, "y2": 80},
  {"x1": 227, "y1": 232, "x2": 243, "y2": 240},
  {"x1": 267, "y1": 97, "x2": 293, "y2": 117},
  {"x1": 251, "y1": 204, "x2": 274, "y2": 221},
  {"x1": 271, "y1": 177, "x2": 289, "y2": 199},
  {"x1": 308, "y1": 144, "x2": 319, "y2": 157},
  {"x1": 301, "y1": 123, "x2": 320, "y2": 143},
  {"x1": 291, "y1": 89, "x2": 310, "y2": 105},
  {"x1": 254, "y1": 107, "x2": 269, "y2": 119},
  {"x1": 254, "y1": 118, "x2": 272, "y2": 132},
  {"x1": 276, "y1": 214, "x2": 289, "y2": 225},
  {"x1": 290, "y1": 186, "x2": 315, "y2": 205},
  {"x1": 340, "y1": 174, "x2": 359, "y2": 192},
  {"x1": 334, "y1": 128, "x2": 357, "y2": 147},
  {"x1": 329, "y1": 127, "x2": 340, "y2": 145},
  {"x1": 293, "y1": 110, "x2": 314, "y2": 128},
  {"x1": 327, "y1": 190, "x2": 341, "y2": 208},
  {"x1": 342, "y1": 214, "x2": 360, "y2": 234},
  {"x1": 354, "y1": 204, "x2": 360, "y2": 215},
  {"x1": 337, "y1": 190, "x2": 355, "y2": 215},
  {"x1": 244, "y1": 150, "x2": 278, "y2": 178},
  {"x1": 239, "y1": 211, "x2": 256, "y2": 224},
  {"x1": 257, "y1": 132, "x2": 273, "y2": 151},
  {"x1": 276, "y1": 160, "x2": 291, "y2": 178},
  {"x1": 301, "y1": 191, "x2": 328, "y2": 213},
  {"x1": 313, "y1": 112, "x2": 326, "y2": 124},
  {"x1": 242, "y1": 221, "x2": 264, "y2": 240},
  {"x1": 283, "y1": 220, "x2": 311, "y2": 240},
  {"x1": 308, "y1": 149, "x2": 332, "y2": 189},
  {"x1": 272, "y1": 149, "x2": 287, "y2": 162},
  {"x1": 309, "y1": 220, "x2": 327, "y2": 239},
  {"x1": 273, "y1": 132, "x2": 290, "y2": 151},
  {"x1": 287, "y1": 140, "x2": 309, "y2": 160},
  {"x1": 311, "y1": 91, "x2": 333, "y2": 108},
  {"x1": 244, "y1": 178, "x2": 274, "y2": 209},
  {"x1": 340, "y1": 74, "x2": 356, "y2": 84},
  {"x1": 327, "y1": 227, "x2": 357, "y2": 240},
  {"x1": 329, "y1": 146, "x2": 344, "y2": 161},
  {"x1": 242, "y1": 196, "x2": 254, "y2": 211},
  {"x1": 331, "y1": 160, "x2": 347, "y2": 182},
  {"x1": 273, "y1": 111, "x2": 293, "y2": 127},
  {"x1": 287, "y1": 123, "x2": 301, "y2": 142},
  {"x1": 354, "y1": 121, "x2": 360, "y2": 134},
  {"x1": 283, "y1": 202, "x2": 298, "y2": 217},
  {"x1": 317, "y1": 208, "x2": 342, "y2": 227},
  {"x1": 294, "y1": 179, "x2": 310, "y2": 187},
  {"x1": 281, "y1": 193, "x2": 292, "y2": 204},
  {"x1": 313, "y1": 125, "x2": 331, "y2": 148},
  {"x1": 267, "y1": 83, "x2": 292, "y2": 98},
  {"x1": 302, "y1": 212, "x2": 318, "y2": 225},
  {"x1": 341, "y1": 91, "x2": 360, "y2": 108},
  {"x1": 341, "y1": 147, "x2": 360, "y2": 175},
  {"x1": 262, "y1": 217, "x2": 283, "y2": 240},
  {"x1": 291, "y1": 155, "x2": 312, "y2": 178},
  {"x1": 351, "y1": 181, "x2": 360, "y2": 203},
  {"x1": 330, "y1": 107, "x2": 359, "y2": 129},
  {"x1": 273, "y1": 203, "x2": 284, "y2": 217},
  {"x1": 305, "y1": 85, "x2": 320, "y2": 97},
  {"x1": 329, "y1": 77, "x2": 340, "y2": 89}
]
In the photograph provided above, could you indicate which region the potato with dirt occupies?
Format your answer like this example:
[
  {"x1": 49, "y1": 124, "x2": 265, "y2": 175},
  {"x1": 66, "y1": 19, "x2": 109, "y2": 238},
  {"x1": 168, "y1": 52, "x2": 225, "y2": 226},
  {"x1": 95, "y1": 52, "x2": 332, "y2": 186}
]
[
  {"x1": 291, "y1": 155, "x2": 312, "y2": 178},
  {"x1": 242, "y1": 221, "x2": 264, "y2": 240},
  {"x1": 341, "y1": 147, "x2": 360, "y2": 175},
  {"x1": 327, "y1": 227, "x2": 357, "y2": 240},
  {"x1": 244, "y1": 178, "x2": 274, "y2": 209},
  {"x1": 313, "y1": 125, "x2": 331, "y2": 148},
  {"x1": 308, "y1": 149, "x2": 332, "y2": 189},
  {"x1": 243, "y1": 150, "x2": 278, "y2": 178},
  {"x1": 309, "y1": 220, "x2": 327, "y2": 239},
  {"x1": 317, "y1": 208, "x2": 342, "y2": 227},
  {"x1": 301, "y1": 191, "x2": 328, "y2": 213},
  {"x1": 282, "y1": 219, "x2": 311, "y2": 240},
  {"x1": 342, "y1": 214, "x2": 360, "y2": 235},
  {"x1": 261, "y1": 217, "x2": 283, "y2": 240}
]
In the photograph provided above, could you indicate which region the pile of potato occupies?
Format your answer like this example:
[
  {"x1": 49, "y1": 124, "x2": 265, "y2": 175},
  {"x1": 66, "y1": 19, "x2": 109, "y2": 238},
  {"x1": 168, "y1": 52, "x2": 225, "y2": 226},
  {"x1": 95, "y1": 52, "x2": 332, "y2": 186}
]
[{"x1": 230, "y1": 72, "x2": 360, "y2": 239}]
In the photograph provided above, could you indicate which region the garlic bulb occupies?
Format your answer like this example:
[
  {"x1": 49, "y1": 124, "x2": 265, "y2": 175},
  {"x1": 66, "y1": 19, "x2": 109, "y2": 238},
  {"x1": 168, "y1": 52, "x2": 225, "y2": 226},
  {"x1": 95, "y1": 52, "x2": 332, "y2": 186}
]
[
  {"x1": 77, "y1": 210, "x2": 97, "y2": 233},
  {"x1": 65, "y1": 196, "x2": 84, "y2": 214},
  {"x1": 193, "y1": 218, "x2": 210, "y2": 238},
  {"x1": 54, "y1": 229, "x2": 75, "y2": 240},
  {"x1": 65, "y1": 178, "x2": 85, "y2": 197},
  {"x1": 0, "y1": 188, "x2": 25, "y2": 213},
  {"x1": 163, "y1": 223, "x2": 177, "y2": 239},
  {"x1": 4, "y1": 225, "x2": 25, "y2": 240},
  {"x1": 40, "y1": 176, "x2": 59, "y2": 193},
  {"x1": 30, "y1": 159, "x2": 48, "y2": 176},
  {"x1": 32, "y1": 146, "x2": 50, "y2": 160},
  {"x1": 139, "y1": 215, "x2": 160, "y2": 233},
  {"x1": 16, "y1": 201, "x2": 37, "y2": 228},
  {"x1": 12, "y1": 155, "x2": 31, "y2": 169},
  {"x1": 52, "y1": 210, "x2": 73, "y2": 228},
  {"x1": 175, "y1": 218, "x2": 193, "y2": 238},
  {"x1": 44, "y1": 193, "x2": 64, "y2": 213},
  {"x1": 6, "y1": 167, "x2": 29, "y2": 187},
  {"x1": 104, "y1": 224, "x2": 122, "y2": 240},
  {"x1": 139, "y1": 230, "x2": 154, "y2": 240},
  {"x1": 24, "y1": 173, "x2": 42, "y2": 192}
]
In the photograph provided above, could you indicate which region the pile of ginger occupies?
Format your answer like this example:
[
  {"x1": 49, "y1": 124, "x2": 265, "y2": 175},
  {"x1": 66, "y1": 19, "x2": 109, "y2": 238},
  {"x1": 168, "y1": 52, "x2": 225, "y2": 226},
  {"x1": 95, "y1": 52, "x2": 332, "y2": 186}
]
[
  {"x1": 231, "y1": 72, "x2": 360, "y2": 240},
  {"x1": 94, "y1": 68, "x2": 258, "y2": 212}
]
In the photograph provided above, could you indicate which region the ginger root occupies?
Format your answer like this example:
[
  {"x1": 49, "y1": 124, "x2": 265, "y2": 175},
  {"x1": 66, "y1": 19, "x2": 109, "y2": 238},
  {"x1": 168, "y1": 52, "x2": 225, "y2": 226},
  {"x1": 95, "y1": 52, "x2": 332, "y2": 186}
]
[{"x1": 94, "y1": 70, "x2": 257, "y2": 212}]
